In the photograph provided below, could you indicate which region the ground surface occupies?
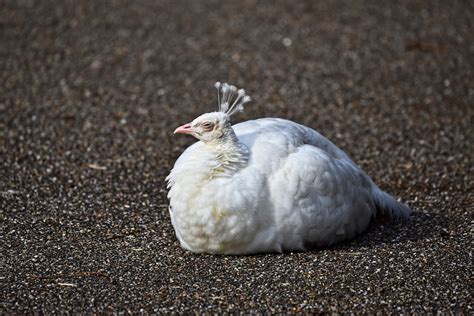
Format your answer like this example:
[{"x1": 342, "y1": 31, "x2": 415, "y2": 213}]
[{"x1": 1, "y1": 0, "x2": 473, "y2": 313}]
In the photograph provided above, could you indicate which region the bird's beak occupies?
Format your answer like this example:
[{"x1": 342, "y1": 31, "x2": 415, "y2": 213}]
[{"x1": 174, "y1": 123, "x2": 193, "y2": 134}]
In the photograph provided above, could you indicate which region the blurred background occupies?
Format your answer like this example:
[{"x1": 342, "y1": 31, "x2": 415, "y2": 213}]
[{"x1": 1, "y1": 0, "x2": 472, "y2": 313}]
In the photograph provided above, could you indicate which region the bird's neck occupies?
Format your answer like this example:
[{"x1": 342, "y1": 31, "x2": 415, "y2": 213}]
[{"x1": 206, "y1": 128, "x2": 249, "y2": 175}]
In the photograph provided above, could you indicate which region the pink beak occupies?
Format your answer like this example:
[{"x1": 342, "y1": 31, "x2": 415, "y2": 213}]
[{"x1": 174, "y1": 123, "x2": 193, "y2": 134}]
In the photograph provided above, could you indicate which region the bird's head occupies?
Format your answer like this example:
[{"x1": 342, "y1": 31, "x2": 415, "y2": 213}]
[
  {"x1": 174, "y1": 82, "x2": 251, "y2": 143},
  {"x1": 173, "y1": 111, "x2": 231, "y2": 142}
]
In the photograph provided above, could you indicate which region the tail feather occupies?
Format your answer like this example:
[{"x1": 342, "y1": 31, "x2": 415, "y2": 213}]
[{"x1": 373, "y1": 187, "x2": 412, "y2": 220}]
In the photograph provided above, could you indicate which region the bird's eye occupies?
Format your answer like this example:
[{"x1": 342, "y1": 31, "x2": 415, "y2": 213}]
[{"x1": 201, "y1": 122, "x2": 214, "y2": 129}]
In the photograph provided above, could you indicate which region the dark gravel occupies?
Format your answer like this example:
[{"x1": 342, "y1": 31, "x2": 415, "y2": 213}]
[{"x1": 1, "y1": 0, "x2": 473, "y2": 313}]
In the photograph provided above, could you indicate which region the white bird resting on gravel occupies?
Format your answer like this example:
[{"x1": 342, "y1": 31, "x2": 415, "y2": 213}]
[{"x1": 166, "y1": 82, "x2": 411, "y2": 255}]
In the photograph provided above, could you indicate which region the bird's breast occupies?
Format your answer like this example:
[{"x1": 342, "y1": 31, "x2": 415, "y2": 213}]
[{"x1": 167, "y1": 161, "x2": 265, "y2": 253}]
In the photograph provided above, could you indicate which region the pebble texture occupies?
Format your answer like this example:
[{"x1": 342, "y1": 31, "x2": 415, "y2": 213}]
[{"x1": 1, "y1": 0, "x2": 472, "y2": 313}]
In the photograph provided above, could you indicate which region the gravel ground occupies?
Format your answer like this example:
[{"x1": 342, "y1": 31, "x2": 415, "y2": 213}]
[{"x1": 1, "y1": 0, "x2": 473, "y2": 313}]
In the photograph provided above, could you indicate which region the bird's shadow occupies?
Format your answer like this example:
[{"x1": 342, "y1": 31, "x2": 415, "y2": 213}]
[{"x1": 328, "y1": 210, "x2": 449, "y2": 252}]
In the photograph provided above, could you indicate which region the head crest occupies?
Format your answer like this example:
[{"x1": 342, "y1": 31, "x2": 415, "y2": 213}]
[{"x1": 214, "y1": 82, "x2": 251, "y2": 117}]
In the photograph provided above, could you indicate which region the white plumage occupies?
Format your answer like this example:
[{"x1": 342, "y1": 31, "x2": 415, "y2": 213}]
[{"x1": 166, "y1": 83, "x2": 411, "y2": 254}]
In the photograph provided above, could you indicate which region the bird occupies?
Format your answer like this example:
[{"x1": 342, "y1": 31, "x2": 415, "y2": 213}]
[{"x1": 166, "y1": 82, "x2": 411, "y2": 255}]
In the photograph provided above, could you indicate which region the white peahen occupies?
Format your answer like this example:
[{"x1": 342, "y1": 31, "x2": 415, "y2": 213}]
[{"x1": 166, "y1": 82, "x2": 411, "y2": 254}]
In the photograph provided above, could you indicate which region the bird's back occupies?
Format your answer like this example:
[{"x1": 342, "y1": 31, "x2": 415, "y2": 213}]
[
  {"x1": 234, "y1": 118, "x2": 353, "y2": 162},
  {"x1": 232, "y1": 118, "x2": 378, "y2": 250}
]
